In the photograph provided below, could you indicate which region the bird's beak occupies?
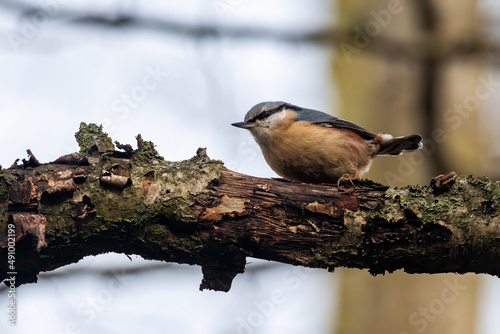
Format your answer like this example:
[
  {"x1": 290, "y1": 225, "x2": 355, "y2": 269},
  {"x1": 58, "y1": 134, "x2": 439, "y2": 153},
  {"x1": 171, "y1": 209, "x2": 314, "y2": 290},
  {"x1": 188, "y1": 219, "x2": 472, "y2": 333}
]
[{"x1": 231, "y1": 121, "x2": 254, "y2": 129}]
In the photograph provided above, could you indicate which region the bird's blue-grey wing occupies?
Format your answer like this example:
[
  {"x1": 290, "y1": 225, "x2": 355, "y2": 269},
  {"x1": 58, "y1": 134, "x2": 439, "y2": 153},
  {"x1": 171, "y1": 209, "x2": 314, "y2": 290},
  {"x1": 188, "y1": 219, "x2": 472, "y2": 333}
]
[{"x1": 294, "y1": 108, "x2": 376, "y2": 140}]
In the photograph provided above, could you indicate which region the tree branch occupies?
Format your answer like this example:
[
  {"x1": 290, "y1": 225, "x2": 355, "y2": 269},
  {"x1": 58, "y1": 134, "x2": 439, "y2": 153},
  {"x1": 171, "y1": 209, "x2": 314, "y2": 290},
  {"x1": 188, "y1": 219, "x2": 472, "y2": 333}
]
[{"x1": 1, "y1": 124, "x2": 499, "y2": 291}]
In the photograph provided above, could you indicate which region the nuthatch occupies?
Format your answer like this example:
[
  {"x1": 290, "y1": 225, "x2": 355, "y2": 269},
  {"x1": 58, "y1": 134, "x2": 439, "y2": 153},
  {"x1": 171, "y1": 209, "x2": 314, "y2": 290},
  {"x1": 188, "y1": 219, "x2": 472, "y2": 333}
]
[{"x1": 232, "y1": 101, "x2": 423, "y2": 184}]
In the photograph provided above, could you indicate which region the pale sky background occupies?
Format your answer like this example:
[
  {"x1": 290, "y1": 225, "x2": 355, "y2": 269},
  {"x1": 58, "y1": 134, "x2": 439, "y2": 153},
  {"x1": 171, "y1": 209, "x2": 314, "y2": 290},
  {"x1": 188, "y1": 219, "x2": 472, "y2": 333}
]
[{"x1": 0, "y1": 1, "x2": 499, "y2": 333}]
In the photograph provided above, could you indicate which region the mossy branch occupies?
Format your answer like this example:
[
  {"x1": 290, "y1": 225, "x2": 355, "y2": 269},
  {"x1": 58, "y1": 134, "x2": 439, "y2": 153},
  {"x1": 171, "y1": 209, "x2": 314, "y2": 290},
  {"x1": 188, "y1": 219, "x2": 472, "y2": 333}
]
[{"x1": 1, "y1": 123, "x2": 499, "y2": 291}]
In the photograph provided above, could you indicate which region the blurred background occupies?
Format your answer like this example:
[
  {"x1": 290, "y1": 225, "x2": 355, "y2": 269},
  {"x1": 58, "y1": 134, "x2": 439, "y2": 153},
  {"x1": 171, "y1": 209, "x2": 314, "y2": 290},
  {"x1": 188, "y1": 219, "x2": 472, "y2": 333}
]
[{"x1": 0, "y1": 0, "x2": 499, "y2": 333}]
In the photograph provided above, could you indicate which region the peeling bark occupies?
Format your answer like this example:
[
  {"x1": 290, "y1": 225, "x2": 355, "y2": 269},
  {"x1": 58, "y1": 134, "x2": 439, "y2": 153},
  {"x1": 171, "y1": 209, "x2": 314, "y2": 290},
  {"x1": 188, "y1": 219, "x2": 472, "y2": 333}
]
[{"x1": 1, "y1": 124, "x2": 499, "y2": 291}]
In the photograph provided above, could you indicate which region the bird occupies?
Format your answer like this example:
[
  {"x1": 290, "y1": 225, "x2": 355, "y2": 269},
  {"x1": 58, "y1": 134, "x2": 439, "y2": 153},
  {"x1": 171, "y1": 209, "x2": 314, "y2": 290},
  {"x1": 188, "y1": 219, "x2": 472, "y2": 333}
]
[{"x1": 231, "y1": 101, "x2": 423, "y2": 184}]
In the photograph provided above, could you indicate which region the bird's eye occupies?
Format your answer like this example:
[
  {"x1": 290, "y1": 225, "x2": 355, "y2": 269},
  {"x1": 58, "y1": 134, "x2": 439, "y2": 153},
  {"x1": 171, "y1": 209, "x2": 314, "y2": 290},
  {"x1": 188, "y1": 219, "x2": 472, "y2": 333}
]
[{"x1": 250, "y1": 108, "x2": 280, "y2": 123}]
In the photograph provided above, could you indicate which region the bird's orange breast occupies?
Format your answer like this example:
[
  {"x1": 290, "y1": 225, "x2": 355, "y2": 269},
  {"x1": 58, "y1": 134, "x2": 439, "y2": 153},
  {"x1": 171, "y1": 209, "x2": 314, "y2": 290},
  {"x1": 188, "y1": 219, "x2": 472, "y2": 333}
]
[{"x1": 258, "y1": 118, "x2": 372, "y2": 183}]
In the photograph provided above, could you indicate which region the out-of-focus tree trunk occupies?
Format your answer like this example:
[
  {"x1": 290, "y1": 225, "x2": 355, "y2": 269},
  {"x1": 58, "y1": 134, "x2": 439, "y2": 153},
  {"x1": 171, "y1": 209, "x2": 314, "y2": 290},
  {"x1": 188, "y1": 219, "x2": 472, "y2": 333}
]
[{"x1": 331, "y1": 0, "x2": 484, "y2": 333}]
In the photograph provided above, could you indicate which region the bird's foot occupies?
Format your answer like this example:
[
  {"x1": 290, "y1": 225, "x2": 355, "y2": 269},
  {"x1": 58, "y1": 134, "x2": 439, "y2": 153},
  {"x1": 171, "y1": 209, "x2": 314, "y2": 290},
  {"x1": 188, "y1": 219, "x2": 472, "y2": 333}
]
[{"x1": 337, "y1": 174, "x2": 357, "y2": 187}]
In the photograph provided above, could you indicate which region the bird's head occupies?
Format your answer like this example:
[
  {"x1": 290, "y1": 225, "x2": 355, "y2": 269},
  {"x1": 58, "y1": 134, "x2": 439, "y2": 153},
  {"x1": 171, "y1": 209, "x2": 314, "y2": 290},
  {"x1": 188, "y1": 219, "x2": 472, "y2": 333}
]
[{"x1": 232, "y1": 101, "x2": 299, "y2": 140}]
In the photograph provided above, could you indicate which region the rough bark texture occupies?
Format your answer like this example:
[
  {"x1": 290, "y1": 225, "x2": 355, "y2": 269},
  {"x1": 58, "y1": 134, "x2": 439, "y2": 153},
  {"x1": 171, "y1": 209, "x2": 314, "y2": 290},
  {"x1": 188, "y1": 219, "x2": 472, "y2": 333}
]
[{"x1": 1, "y1": 124, "x2": 499, "y2": 291}]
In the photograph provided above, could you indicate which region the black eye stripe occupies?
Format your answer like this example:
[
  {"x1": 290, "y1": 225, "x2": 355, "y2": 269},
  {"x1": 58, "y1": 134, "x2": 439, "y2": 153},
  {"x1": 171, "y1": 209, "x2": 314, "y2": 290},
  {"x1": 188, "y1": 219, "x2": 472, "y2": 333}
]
[{"x1": 249, "y1": 107, "x2": 283, "y2": 123}]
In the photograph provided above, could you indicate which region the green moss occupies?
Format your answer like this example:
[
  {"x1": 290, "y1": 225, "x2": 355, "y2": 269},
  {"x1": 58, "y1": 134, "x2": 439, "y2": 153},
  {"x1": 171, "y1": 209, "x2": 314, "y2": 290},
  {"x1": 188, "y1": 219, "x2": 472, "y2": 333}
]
[
  {"x1": 176, "y1": 235, "x2": 204, "y2": 251},
  {"x1": 373, "y1": 199, "x2": 401, "y2": 223},
  {"x1": 133, "y1": 134, "x2": 162, "y2": 164},
  {"x1": 314, "y1": 252, "x2": 330, "y2": 263},
  {"x1": 162, "y1": 196, "x2": 196, "y2": 221},
  {"x1": 136, "y1": 143, "x2": 160, "y2": 163},
  {"x1": 144, "y1": 223, "x2": 205, "y2": 254},
  {"x1": 494, "y1": 186, "x2": 500, "y2": 200},
  {"x1": 467, "y1": 175, "x2": 490, "y2": 189},
  {"x1": 385, "y1": 188, "x2": 396, "y2": 197},
  {"x1": 75, "y1": 122, "x2": 115, "y2": 155}
]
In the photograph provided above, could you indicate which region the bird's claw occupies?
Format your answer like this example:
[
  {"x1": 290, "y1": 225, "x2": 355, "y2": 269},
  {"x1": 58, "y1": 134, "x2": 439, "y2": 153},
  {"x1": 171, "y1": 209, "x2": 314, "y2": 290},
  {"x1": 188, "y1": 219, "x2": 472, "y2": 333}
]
[{"x1": 337, "y1": 174, "x2": 356, "y2": 187}]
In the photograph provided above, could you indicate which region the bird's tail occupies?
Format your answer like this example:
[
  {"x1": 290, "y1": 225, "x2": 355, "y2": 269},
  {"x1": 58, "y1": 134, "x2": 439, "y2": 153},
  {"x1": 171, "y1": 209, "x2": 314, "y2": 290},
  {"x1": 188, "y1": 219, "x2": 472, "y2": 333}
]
[{"x1": 372, "y1": 134, "x2": 423, "y2": 156}]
